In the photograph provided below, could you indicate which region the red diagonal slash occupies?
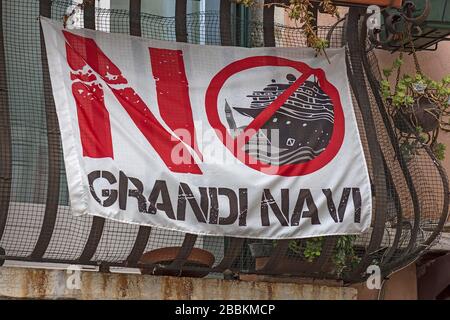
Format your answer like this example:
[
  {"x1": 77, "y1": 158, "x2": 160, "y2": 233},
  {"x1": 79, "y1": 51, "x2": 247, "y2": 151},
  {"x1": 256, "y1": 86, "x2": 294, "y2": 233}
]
[
  {"x1": 206, "y1": 55, "x2": 345, "y2": 176},
  {"x1": 235, "y1": 71, "x2": 312, "y2": 148}
]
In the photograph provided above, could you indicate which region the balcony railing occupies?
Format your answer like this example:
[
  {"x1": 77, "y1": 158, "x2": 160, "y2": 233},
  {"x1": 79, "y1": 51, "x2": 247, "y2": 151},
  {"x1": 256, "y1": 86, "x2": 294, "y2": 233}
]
[{"x1": 0, "y1": 0, "x2": 448, "y2": 283}]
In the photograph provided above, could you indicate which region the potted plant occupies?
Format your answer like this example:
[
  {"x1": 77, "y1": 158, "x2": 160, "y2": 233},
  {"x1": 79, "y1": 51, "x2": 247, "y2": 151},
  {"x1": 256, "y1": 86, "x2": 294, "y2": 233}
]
[
  {"x1": 139, "y1": 247, "x2": 215, "y2": 278},
  {"x1": 249, "y1": 235, "x2": 360, "y2": 277},
  {"x1": 380, "y1": 55, "x2": 450, "y2": 161}
]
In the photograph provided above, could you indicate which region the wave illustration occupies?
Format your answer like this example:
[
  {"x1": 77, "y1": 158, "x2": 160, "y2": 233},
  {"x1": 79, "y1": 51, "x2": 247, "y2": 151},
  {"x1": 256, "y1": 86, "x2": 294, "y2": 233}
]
[{"x1": 244, "y1": 143, "x2": 325, "y2": 165}]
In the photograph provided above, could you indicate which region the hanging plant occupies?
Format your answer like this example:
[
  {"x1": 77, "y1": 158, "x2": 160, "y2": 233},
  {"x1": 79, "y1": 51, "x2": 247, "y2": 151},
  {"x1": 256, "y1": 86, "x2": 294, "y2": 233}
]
[
  {"x1": 233, "y1": 0, "x2": 340, "y2": 61},
  {"x1": 380, "y1": 25, "x2": 450, "y2": 161},
  {"x1": 381, "y1": 62, "x2": 450, "y2": 160}
]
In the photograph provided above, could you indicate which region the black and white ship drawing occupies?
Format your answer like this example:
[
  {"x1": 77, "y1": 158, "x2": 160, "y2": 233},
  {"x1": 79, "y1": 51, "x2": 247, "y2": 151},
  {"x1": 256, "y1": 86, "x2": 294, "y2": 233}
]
[{"x1": 225, "y1": 73, "x2": 334, "y2": 165}]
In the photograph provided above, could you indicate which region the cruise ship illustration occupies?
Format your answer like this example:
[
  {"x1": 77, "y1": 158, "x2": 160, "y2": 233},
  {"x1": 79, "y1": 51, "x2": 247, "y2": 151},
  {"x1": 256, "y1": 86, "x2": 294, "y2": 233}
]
[{"x1": 225, "y1": 73, "x2": 334, "y2": 165}]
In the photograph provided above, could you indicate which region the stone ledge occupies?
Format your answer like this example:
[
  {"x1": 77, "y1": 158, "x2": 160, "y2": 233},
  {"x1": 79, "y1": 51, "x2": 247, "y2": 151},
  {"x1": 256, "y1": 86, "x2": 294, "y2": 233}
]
[{"x1": 0, "y1": 267, "x2": 357, "y2": 300}]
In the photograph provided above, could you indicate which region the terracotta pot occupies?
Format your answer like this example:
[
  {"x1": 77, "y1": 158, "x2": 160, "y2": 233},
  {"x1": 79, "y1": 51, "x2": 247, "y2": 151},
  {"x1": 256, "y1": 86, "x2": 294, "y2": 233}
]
[
  {"x1": 340, "y1": 0, "x2": 402, "y2": 8},
  {"x1": 139, "y1": 247, "x2": 215, "y2": 278},
  {"x1": 393, "y1": 96, "x2": 440, "y2": 133}
]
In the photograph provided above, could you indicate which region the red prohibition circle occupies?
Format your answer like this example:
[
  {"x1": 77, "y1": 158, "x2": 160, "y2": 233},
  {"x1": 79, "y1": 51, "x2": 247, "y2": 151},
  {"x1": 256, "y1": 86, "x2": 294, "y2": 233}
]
[{"x1": 205, "y1": 56, "x2": 345, "y2": 176}]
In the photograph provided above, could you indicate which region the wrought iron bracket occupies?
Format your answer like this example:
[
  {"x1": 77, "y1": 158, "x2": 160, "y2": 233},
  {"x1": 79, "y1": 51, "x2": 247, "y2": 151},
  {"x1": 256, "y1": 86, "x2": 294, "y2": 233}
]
[{"x1": 368, "y1": 0, "x2": 431, "y2": 51}]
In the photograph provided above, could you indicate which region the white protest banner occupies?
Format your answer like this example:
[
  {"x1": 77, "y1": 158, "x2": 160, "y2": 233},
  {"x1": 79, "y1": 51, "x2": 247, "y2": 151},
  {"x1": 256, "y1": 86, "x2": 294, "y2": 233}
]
[{"x1": 41, "y1": 17, "x2": 372, "y2": 239}]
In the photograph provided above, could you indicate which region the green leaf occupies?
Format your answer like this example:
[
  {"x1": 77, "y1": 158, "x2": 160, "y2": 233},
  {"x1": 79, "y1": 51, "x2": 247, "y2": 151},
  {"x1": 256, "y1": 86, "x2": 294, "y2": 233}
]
[
  {"x1": 393, "y1": 57, "x2": 403, "y2": 68},
  {"x1": 432, "y1": 143, "x2": 446, "y2": 161},
  {"x1": 403, "y1": 75, "x2": 412, "y2": 83},
  {"x1": 405, "y1": 96, "x2": 414, "y2": 105},
  {"x1": 397, "y1": 83, "x2": 407, "y2": 91},
  {"x1": 383, "y1": 68, "x2": 392, "y2": 78},
  {"x1": 443, "y1": 75, "x2": 450, "y2": 84}
]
